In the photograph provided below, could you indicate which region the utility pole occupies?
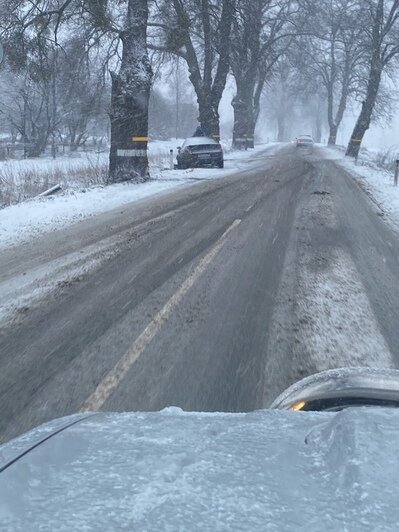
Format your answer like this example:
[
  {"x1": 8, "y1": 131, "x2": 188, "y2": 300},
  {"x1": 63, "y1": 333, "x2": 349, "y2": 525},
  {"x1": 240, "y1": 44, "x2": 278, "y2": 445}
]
[
  {"x1": 51, "y1": 48, "x2": 58, "y2": 159},
  {"x1": 175, "y1": 58, "x2": 180, "y2": 140},
  {"x1": 23, "y1": 93, "x2": 27, "y2": 159}
]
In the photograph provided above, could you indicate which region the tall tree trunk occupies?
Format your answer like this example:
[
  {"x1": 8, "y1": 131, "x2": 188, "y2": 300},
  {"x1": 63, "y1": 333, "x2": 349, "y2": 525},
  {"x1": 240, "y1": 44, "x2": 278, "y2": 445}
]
[
  {"x1": 27, "y1": 129, "x2": 50, "y2": 157},
  {"x1": 346, "y1": 0, "x2": 383, "y2": 159},
  {"x1": 329, "y1": 56, "x2": 351, "y2": 146},
  {"x1": 253, "y1": 69, "x2": 267, "y2": 134},
  {"x1": 109, "y1": 0, "x2": 152, "y2": 182},
  {"x1": 346, "y1": 68, "x2": 381, "y2": 158},
  {"x1": 232, "y1": 78, "x2": 255, "y2": 149},
  {"x1": 277, "y1": 113, "x2": 286, "y2": 142},
  {"x1": 171, "y1": 0, "x2": 234, "y2": 141},
  {"x1": 327, "y1": 81, "x2": 336, "y2": 145},
  {"x1": 314, "y1": 97, "x2": 322, "y2": 143},
  {"x1": 51, "y1": 48, "x2": 58, "y2": 159},
  {"x1": 246, "y1": 116, "x2": 256, "y2": 149},
  {"x1": 196, "y1": 91, "x2": 220, "y2": 139},
  {"x1": 175, "y1": 58, "x2": 180, "y2": 139},
  {"x1": 22, "y1": 95, "x2": 28, "y2": 159},
  {"x1": 328, "y1": 123, "x2": 338, "y2": 146},
  {"x1": 232, "y1": 95, "x2": 247, "y2": 149}
]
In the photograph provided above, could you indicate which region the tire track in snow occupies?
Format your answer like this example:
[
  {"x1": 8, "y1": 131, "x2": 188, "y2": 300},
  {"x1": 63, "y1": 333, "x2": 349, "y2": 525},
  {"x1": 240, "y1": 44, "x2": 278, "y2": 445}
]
[
  {"x1": 263, "y1": 176, "x2": 394, "y2": 407},
  {"x1": 296, "y1": 246, "x2": 393, "y2": 371},
  {"x1": 294, "y1": 190, "x2": 393, "y2": 371}
]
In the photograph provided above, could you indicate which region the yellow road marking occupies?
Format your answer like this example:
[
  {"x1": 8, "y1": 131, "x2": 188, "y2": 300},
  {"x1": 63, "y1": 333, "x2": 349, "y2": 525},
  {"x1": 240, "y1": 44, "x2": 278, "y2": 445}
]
[{"x1": 80, "y1": 219, "x2": 242, "y2": 411}]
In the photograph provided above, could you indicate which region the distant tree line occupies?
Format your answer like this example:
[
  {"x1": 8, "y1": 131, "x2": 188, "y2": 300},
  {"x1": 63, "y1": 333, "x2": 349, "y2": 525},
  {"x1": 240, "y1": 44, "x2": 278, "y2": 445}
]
[{"x1": 0, "y1": 0, "x2": 399, "y2": 180}]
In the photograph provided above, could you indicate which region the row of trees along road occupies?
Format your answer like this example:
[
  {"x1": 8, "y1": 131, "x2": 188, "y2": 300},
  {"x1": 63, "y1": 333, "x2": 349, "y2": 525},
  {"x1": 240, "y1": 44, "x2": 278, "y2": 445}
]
[
  {"x1": 229, "y1": 0, "x2": 298, "y2": 149},
  {"x1": 0, "y1": 34, "x2": 109, "y2": 158},
  {"x1": 297, "y1": 0, "x2": 367, "y2": 147},
  {"x1": 1, "y1": 0, "x2": 399, "y2": 181},
  {"x1": 149, "y1": 0, "x2": 236, "y2": 141}
]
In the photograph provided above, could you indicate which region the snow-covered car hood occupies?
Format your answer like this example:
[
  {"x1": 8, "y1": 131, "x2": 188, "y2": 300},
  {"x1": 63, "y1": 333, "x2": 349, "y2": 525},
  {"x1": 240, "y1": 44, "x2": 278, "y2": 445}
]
[{"x1": 0, "y1": 407, "x2": 398, "y2": 531}]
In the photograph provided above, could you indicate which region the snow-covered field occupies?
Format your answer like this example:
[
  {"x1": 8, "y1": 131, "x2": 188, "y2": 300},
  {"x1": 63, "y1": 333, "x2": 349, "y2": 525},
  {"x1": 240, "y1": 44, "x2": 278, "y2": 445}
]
[
  {"x1": 0, "y1": 142, "x2": 281, "y2": 250},
  {"x1": 321, "y1": 145, "x2": 399, "y2": 231},
  {"x1": 0, "y1": 140, "x2": 188, "y2": 206},
  {"x1": 0, "y1": 139, "x2": 183, "y2": 181}
]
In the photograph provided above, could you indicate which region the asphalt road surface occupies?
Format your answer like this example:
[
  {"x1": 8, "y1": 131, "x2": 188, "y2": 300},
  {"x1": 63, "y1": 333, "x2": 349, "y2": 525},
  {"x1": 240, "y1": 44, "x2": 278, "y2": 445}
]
[{"x1": 1, "y1": 145, "x2": 399, "y2": 443}]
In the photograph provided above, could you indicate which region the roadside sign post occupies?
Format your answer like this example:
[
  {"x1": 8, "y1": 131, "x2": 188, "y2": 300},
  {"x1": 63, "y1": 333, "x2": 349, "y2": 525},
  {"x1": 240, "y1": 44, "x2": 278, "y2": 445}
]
[
  {"x1": 170, "y1": 149, "x2": 174, "y2": 170},
  {"x1": 395, "y1": 160, "x2": 399, "y2": 187}
]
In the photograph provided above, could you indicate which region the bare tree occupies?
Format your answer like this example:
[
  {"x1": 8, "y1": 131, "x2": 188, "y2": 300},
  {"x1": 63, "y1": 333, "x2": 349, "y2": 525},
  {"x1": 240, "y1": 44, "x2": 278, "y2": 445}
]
[
  {"x1": 299, "y1": 0, "x2": 366, "y2": 146},
  {"x1": 57, "y1": 36, "x2": 109, "y2": 151},
  {"x1": 230, "y1": 0, "x2": 296, "y2": 148},
  {"x1": 1, "y1": 36, "x2": 56, "y2": 157},
  {"x1": 1, "y1": 0, "x2": 153, "y2": 181},
  {"x1": 346, "y1": 0, "x2": 399, "y2": 158},
  {"x1": 150, "y1": 58, "x2": 197, "y2": 139},
  {"x1": 149, "y1": 0, "x2": 235, "y2": 139},
  {"x1": 265, "y1": 58, "x2": 301, "y2": 142},
  {"x1": 275, "y1": 68, "x2": 295, "y2": 141}
]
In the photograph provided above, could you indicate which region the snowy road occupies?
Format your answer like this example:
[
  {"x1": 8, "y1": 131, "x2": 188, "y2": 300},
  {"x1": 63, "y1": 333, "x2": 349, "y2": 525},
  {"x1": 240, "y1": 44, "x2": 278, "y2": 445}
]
[{"x1": 1, "y1": 145, "x2": 398, "y2": 442}]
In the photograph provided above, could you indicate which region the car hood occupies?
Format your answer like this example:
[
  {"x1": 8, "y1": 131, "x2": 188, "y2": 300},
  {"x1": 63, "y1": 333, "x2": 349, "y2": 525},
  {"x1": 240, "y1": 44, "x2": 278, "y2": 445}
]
[{"x1": 0, "y1": 408, "x2": 398, "y2": 531}]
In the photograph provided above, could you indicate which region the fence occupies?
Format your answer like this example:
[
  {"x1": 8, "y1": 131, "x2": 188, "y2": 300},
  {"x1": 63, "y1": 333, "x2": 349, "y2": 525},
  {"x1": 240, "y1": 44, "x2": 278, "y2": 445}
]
[{"x1": 0, "y1": 140, "x2": 109, "y2": 161}]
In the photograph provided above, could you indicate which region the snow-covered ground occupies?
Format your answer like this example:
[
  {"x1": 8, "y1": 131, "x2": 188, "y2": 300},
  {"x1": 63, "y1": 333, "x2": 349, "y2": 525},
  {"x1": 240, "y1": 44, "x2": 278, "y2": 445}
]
[
  {"x1": 297, "y1": 245, "x2": 393, "y2": 370},
  {"x1": 263, "y1": 169, "x2": 395, "y2": 407},
  {"x1": 321, "y1": 146, "x2": 399, "y2": 232},
  {"x1": 294, "y1": 188, "x2": 393, "y2": 370},
  {"x1": 0, "y1": 142, "x2": 282, "y2": 250},
  {"x1": 0, "y1": 139, "x2": 184, "y2": 188}
]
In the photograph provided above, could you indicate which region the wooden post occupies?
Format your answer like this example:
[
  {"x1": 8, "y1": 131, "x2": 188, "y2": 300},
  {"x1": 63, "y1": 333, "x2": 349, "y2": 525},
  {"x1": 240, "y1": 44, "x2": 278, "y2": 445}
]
[
  {"x1": 170, "y1": 149, "x2": 174, "y2": 170},
  {"x1": 394, "y1": 160, "x2": 399, "y2": 187}
]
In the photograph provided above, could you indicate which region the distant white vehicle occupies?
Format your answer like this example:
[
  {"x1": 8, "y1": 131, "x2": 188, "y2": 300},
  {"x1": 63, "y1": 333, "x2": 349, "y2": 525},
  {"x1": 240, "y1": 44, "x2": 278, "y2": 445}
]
[
  {"x1": 2, "y1": 368, "x2": 399, "y2": 529},
  {"x1": 296, "y1": 134, "x2": 314, "y2": 149}
]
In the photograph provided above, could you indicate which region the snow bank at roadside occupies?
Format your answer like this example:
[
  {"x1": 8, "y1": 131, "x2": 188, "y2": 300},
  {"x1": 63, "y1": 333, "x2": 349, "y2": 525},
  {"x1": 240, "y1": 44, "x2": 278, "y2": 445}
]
[
  {"x1": 0, "y1": 142, "x2": 282, "y2": 250},
  {"x1": 0, "y1": 180, "x2": 184, "y2": 249},
  {"x1": 264, "y1": 184, "x2": 394, "y2": 408},
  {"x1": 298, "y1": 246, "x2": 393, "y2": 370},
  {"x1": 320, "y1": 146, "x2": 399, "y2": 230}
]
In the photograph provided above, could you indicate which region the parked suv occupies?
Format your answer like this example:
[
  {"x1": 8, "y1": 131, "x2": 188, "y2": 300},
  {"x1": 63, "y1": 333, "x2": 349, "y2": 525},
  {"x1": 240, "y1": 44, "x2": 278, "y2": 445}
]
[{"x1": 177, "y1": 137, "x2": 224, "y2": 169}]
